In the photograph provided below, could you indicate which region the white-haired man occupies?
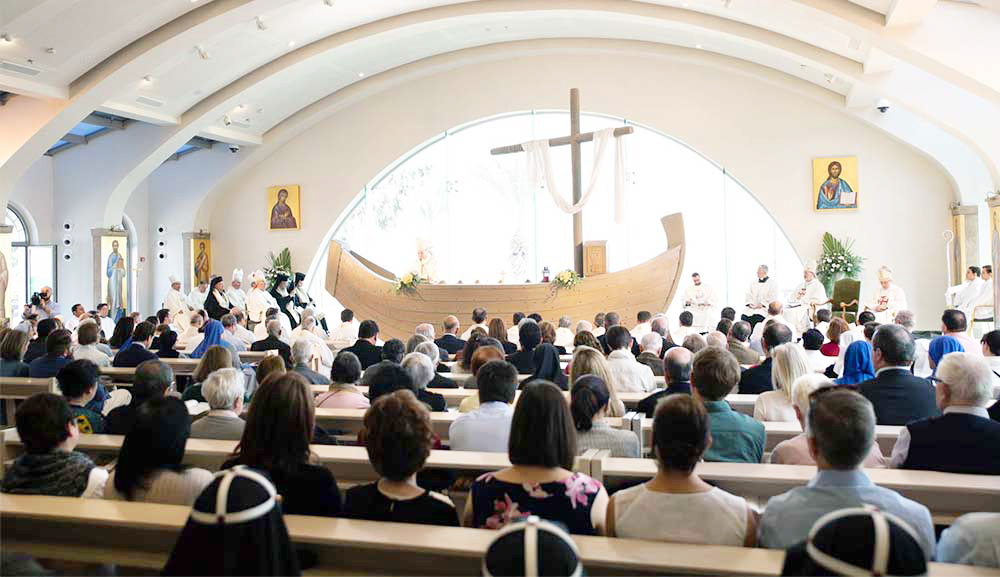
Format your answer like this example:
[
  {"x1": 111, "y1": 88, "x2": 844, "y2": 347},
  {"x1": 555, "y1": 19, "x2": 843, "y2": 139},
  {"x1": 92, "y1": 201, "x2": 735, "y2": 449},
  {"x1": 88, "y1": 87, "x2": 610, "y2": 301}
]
[
  {"x1": 784, "y1": 260, "x2": 827, "y2": 335},
  {"x1": 291, "y1": 339, "x2": 331, "y2": 385},
  {"x1": 415, "y1": 322, "x2": 450, "y2": 363},
  {"x1": 229, "y1": 308, "x2": 256, "y2": 348},
  {"x1": 163, "y1": 275, "x2": 192, "y2": 332},
  {"x1": 889, "y1": 352, "x2": 1000, "y2": 474},
  {"x1": 246, "y1": 270, "x2": 277, "y2": 330},
  {"x1": 636, "y1": 332, "x2": 664, "y2": 376},
  {"x1": 401, "y1": 352, "x2": 446, "y2": 411},
  {"x1": 743, "y1": 264, "x2": 778, "y2": 330},
  {"x1": 292, "y1": 316, "x2": 333, "y2": 375},
  {"x1": 189, "y1": 368, "x2": 246, "y2": 440},
  {"x1": 894, "y1": 310, "x2": 931, "y2": 378},
  {"x1": 219, "y1": 314, "x2": 247, "y2": 354},
  {"x1": 226, "y1": 269, "x2": 247, "y2": 312},
  {"x1": 869, "y1": 266, "x2": 907, "y2": 324},
  {"x1": 554, "y1": 316, "x2": 575, "y2": 350}
]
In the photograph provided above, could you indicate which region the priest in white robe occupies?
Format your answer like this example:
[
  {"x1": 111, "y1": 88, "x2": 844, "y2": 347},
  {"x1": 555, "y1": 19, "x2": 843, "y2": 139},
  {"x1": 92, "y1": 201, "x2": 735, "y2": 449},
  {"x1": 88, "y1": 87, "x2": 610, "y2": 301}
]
[
  {"x1": 868, "y1": 266, "x2": 908, "y2": 324},
  {"x1": 969, "y1": 265, "x2": 994, "y2": 336},
  {"x1": 246, "y1": 270, "x2": 277, "y2": 329},
  {"x1": 742, "y1": 264, "x2": 778, "y2": 330},
  {"x1": 163, "y1": 276, "x2": 192, "y2": 332},
  {"x1": 784, "y1": 260, "x2": 827, "y2": 335},
  {"x1": 226, "y1": 268, "x2": 248, "y2": 313},
  {"x1": 682, "y1": 273, "x2": 717, "y2": 333},
  {"x1": 188, "y1": 280, "x2": 209, "y2": 310},
  {"x1": 292, "y1": 316, "x2": 333, "y2": 376},
  {"x1": 946, "y1": 266, "x2": 986, "y2": 310}
]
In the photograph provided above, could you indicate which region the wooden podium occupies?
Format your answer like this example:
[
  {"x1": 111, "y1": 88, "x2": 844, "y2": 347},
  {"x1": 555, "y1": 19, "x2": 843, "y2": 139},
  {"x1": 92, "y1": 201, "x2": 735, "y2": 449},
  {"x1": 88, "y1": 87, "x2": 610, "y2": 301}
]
[{"x1": 584, "y1": 241, "x2": 607, "y2": 277}]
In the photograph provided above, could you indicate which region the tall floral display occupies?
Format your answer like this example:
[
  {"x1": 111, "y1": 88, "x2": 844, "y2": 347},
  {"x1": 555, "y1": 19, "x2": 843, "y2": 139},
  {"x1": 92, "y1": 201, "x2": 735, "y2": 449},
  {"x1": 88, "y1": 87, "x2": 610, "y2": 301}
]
[{"x1": 817, "y1": 233, "x2": 864, "y2": 295}]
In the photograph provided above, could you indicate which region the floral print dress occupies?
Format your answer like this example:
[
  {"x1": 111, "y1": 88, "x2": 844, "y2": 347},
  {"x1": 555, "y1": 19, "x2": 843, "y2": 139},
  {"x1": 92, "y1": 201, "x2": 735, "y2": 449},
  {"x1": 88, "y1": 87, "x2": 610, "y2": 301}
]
[{"x1": 470, "y1": 472, "x2": 603, "y2": 535}]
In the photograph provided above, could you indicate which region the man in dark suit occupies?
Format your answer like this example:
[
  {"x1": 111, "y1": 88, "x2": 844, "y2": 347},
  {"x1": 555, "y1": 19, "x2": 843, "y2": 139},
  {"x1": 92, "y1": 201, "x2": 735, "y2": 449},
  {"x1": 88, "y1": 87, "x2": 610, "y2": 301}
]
[
  {"x1": 434, "y1": 316, "x2": 466, "y2": 356},
  {"x1": 889, "y1": 352, "x2": 1000, "y2": 474},
  {"x1": 858, "y1": 324, "x2": 937, "y2": 426},
  {"x1": 597, "y1": 311, "x2": 640, "y2": 356},
  {"x1": 738, "y1": 322, "x2": 792, "y2": 394},
  {"x1": 112, "y1": 321, "x2": 158, "y2": 367},
  {"x1": 507, "y1": 321, "x2": 541, "y2": 374},
  {"x1": 638, "y1": 347, "x2": 693, "y2": 417},
  {"x1": 24, "y1": 318, "x2": 57, "y2": 364},
  {"x1": 250, "y1": 319, "x2": 293, "y2": 368},
  {"x1": 342, "y1": 319, "x2": 382, "y2": 370}
]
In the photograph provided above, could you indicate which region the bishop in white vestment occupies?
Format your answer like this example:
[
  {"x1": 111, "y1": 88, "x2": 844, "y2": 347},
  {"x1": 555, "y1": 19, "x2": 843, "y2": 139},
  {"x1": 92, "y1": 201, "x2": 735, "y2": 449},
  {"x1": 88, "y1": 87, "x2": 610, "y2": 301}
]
[
  {"x1": 784, "y1": 260, "x2": 827, "y2": 335},
  {"x1": 163, "y1": 276, "x2": 192, "y2": 332},
  {"x1": 742, "y1": 265, "x2": 778, "y2": 329},
  {"x1": 682, "y1": 273, "x2": 717, "y2": 333},
  {"x1": 246, "y1": 270, "x2": 277, "y2": 327},
  {"x1": 226, "y1": 268, "x2": 248, "y2": 313},
  {"x1": 868, "y1": 266, "x2": 907, "y2": 324}
]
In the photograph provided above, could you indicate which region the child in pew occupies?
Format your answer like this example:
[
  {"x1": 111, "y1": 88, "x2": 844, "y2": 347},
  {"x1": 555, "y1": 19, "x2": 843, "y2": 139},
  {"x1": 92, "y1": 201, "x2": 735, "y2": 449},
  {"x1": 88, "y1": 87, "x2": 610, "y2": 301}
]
[
  {"x1": 1, "y1": 392, "x2": 109, "y2": 497},
  {"x1": 605, "y1": 393, "x2": 758, "y2": 546},
  {"x1": 343, "y1": 389, "x2": 460, "y2": 526},
  {"x1": 56, "y1": 360, "x2": 110, "y2": 434}
]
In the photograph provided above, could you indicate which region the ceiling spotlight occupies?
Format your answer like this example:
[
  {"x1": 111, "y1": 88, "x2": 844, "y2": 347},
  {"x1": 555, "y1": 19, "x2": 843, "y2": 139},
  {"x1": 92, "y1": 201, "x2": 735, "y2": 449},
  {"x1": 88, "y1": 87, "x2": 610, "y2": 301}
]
[
  {"x1": 196, "y1": 45, "x2": 210, "y2": 60},
  {"x1": 142, "y1": 75, "x2": 154, "y2": 84},
  {"x1": 223, "y1": 114, "x2": 232, "y2": 126},
  {"x1": 45, "y1": 47, "x2": 56, "y2": 54},
  {"x1": 0, "y1": 34, "x2": 12, "y2": 44},
  {"x1": 323, "y1": 0, "x2": 335, "y2": 5},
  {"x1": 255, "y1": 16, "x2": 268, "y2": 31}
]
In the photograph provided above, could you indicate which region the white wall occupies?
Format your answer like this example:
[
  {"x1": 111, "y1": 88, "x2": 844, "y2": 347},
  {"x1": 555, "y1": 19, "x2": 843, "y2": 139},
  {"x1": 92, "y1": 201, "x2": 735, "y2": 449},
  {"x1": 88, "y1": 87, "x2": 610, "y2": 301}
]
[
  {"x1": 207, "y1": 52, "x2": 954, "y2": 329},
  {"x1": 8, "y1": 156, "x2": 54, "y2": 245}
]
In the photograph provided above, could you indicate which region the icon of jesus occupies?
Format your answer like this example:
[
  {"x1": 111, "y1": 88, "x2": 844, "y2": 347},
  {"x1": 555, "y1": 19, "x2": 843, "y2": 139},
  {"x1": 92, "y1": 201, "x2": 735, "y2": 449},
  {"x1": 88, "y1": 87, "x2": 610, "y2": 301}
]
[{"x1": 816, "y1": 161, "x2": 856, "y2": 210}]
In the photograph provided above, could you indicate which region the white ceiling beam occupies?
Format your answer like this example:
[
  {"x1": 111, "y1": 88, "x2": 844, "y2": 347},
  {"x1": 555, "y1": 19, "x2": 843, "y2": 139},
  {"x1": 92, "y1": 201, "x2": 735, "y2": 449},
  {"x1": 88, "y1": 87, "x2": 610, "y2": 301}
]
[
  {"x1": 863, "y1": 46, "x2": 895, "y2": 74},
  {"x1": 0, "y1": 72, "x2": 68, "y2": 100},
  {"x1": 97, "y1": 101, "x2": 179, "y2": 126},
  {"x1": 197, "y1": 125, "x2": 262, "y2": 146},
  {"x1": 187, "y1": 136, "x2": 214, "y2": 149},
  {"x1": 884, "y1": 0, "x2": 937, "y2": 28},
  {"x1": 82, "y1": 113, "x2": 126, "y2": 130}
]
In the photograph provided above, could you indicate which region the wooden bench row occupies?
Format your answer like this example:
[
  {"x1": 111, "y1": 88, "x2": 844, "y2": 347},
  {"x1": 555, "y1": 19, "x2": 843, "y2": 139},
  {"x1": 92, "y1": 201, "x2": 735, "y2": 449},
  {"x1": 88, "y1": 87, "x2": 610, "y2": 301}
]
[
  {"x1": 3, "y1": 494, "x2": 995, "y2": 576},
  {"x1": 3, "y1": 431, "x2": 997, "y2": 522}
]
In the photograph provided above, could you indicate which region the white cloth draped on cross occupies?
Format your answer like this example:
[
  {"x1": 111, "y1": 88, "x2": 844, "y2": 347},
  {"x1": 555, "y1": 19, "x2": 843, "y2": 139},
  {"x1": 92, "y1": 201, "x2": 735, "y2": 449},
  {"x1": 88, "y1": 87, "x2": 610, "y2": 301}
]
[{"x1": 521, "y1": 127, "x2": 628, "y2": 224}]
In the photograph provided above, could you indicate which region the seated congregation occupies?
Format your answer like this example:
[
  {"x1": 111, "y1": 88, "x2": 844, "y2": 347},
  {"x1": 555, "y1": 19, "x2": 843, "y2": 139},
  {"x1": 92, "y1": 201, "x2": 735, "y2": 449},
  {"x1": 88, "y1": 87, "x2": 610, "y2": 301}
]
[{"x1": 1, "y1": 299, "x2": 999, "y2": 576}]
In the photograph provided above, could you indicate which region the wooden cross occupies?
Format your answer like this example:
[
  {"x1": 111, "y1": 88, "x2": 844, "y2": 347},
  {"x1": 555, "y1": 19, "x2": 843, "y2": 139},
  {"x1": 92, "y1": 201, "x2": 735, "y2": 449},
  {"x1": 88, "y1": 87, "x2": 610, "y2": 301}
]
[{"x1": 491, "y1": 88, "x2": 633, "y2": 276}]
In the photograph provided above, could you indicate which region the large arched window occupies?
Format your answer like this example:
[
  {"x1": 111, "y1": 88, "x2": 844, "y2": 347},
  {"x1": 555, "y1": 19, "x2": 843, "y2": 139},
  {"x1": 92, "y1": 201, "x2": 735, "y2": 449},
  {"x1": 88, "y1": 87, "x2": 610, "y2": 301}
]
[
  {"x1": 5, "y1": 206, "x2": 56, "y2": 323},
  {"x1": 308, "y1": 111, "x2": 802, "y2": 323}
]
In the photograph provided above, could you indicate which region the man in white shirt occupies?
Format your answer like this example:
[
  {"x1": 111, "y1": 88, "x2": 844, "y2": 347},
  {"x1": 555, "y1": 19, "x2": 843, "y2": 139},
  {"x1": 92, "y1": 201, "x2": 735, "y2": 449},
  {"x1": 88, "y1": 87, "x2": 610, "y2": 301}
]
[
  {"x1": 801, "y1": 329, "x2": 830, "y2": 373},
  {"x1": 220, "y1": 314, "x2": 247, "y2": 353},
  {"x1": 163, "y1": 275, "x2": 192, "y2": 333},
  {"x1": 742, "y1": 264, "x2": 778, "y2": 330},
  {"x1": 63, "y1": 304, "x2": 87, "y2": 334},
  {"x1": 981, "y1": 330, "x2": 1000, "y2": 392},
  {"x1": 671, "y1": 311, "x2": 697, "y2": 345},
  {"x1": 507, "y1": 312, "x2": 525, "y2": 347},
  {"x1": 72, "y1": 321, "x2": 112, "y2": 367},
  {"x1": 629, "y1": 310, "x2": 653, "y2": 341},
  {"x1": 869, "y1": 266, "x2": 908, "y2": 324},
  {"x1": 95, "y1": 303, "x2": 116, "y2": 340},
  {"x1": 292, "y1": 316, "x2": 333, "y2": 375},
  {"x1": 784, "y1": 260, "x2": 827, "y2": 335},
  {"x1": 230, "y1": 308, "x2": 256, "y2": 348},
  {"x1": 188, "y1": 280, "x2": 209, "y2": 310},
  {"x1": 750, "y1": 301, "x2": 794, "y2": 348},
  {"x1": 449, "y1": 360, "x2": 517, "y2": 452},
  {"x1": 179, "y1": 312, "x2": 205, "y2": 351},
  {"x1": 554, "y1": 316, "x2": 575, "y2": 350},
  {"x1": 460, "y1": 307, "x2": 489, "y2": 340},
  {"x1": 226, "y1": 269, "x2": 247, "y2": 313},
  {"x1": 328, "y1": 309, "x2": 360, "y2": 344},
  {"x1": 605, "y1": 326, "x2": 655, "y2": 392},
  {"x1": 969, "y1": 264, "x2": 994, "y2": 337},
  {"x1": 682, "y1": 273, "x2": 717, "y2": 333},
  {"x1": 31, "y1": 286, "x2": 60, "y2": 322},
  {"x1": 946, "y1": 266, "x2": 986, "y2": 310}
]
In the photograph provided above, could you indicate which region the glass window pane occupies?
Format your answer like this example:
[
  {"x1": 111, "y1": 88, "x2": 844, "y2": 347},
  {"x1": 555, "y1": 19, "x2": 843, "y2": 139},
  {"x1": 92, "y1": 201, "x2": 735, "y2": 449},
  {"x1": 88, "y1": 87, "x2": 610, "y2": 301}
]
[
  {"x1": 5, "y1": 208, "x2": 27, "y2": 244},
  {"x1": 28, "y1": 245, "x2": 55, "y2": 298},
  {"x1": 8, "y1": 246, "x2": 26, "y2": 323}
]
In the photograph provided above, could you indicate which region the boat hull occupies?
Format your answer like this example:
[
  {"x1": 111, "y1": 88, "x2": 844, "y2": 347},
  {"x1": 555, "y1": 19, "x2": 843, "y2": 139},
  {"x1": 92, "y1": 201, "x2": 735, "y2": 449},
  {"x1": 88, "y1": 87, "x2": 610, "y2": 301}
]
[{"x1": 326, "y1": 214, "x2": 686, "y2": 341}]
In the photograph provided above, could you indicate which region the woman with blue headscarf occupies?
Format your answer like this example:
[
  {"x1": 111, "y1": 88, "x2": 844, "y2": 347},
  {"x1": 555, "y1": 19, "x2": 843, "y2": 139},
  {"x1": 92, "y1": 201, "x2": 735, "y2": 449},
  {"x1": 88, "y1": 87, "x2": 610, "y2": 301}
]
[
  {"x1": 191, "y1": 319, "x2": 241, "y2": 368},
  {"x1": 835, "y1": 341, "x2": 875, "y2": 386},
  {"x1": 928, "y1": 335, "x2": 964, "y2": 377}
]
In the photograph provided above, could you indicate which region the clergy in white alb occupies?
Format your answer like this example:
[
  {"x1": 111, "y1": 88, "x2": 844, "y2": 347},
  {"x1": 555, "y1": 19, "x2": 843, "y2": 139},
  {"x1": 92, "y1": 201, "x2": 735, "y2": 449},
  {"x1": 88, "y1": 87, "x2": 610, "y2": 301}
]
[
  {"x1": 946, "y1": 266, "x2": 986, "y2": 310},
  {"x1": 96, "y1": 304, "x2": 116, "y2": 341},
  {"x1": 292, "y1": 316, "x2": 334, "y2": 376},
  {"x1": 329, "y1": 309, "x2": 360, "y2": 344},
  {"x1": 246, "y1": 270, "x2": 277, "y2": 328},
  {"x1": 742, "y1": 265, "x2": 778, "y2": 328},
  {"x1": 784, "y1": 260, "x2": 827, "y2": 335},
  {"x1": 226, "y1": 269, "x2": 248, "y2": 313},
  {"x1": 188, "y1": 281, "x2": 209, "y2": 310},
  {"x1": 163, "y1": 276, "x2": 192, "y2": 332},
  {"x1": 969, "y1": 265, "x2": 994, "y2": 336},
  {"x1": 869, "y1": 266, "x2": 908, "y2": 324},
  {"x1": 682, "y1": 273, "x2": 717, "y2": 333}
]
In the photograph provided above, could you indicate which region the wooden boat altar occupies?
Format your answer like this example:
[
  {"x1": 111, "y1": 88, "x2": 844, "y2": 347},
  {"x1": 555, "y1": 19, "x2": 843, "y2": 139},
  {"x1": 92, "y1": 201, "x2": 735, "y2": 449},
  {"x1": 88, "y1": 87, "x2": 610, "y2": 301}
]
[{"x1": 325, "y1": 213, "x2": 686, "y2": 341}]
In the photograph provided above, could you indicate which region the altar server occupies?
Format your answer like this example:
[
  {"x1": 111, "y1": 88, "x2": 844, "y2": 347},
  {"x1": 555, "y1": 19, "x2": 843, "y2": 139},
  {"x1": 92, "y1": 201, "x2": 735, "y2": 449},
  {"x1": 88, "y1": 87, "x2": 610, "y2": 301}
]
[
  {"x1": 946, "y1": 266, "x2": 986, "y2": 310},
  {"x1": 188, "y1": 280, "x2": 209, "y2": 310},
  {"x1": 164, "y1": 276, "x2": 192, "y2": 332},
  {"x1": 226, "y1": 269, "x2": 248, "y2": 313},
  {"x1": 682, "y1": 273, "x2": 717, "y2": 333},
  {"x1": 742, "y1": 264, "x2": 778, "y2": 330},
  {"x1": 869, "y1": 266, "x2": 907, "y2": 324},
  {"x1": 785, "y1": 260, "x2": 827, "y2": 335}
]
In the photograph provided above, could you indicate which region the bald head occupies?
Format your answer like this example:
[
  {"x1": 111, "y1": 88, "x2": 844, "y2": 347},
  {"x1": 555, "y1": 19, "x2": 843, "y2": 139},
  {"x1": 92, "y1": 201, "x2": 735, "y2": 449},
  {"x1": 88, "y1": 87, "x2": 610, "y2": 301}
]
[
  {"x1": 651, "y1": 316, "x2": 669, "y2": 337},
  {"x1": 663, "y1": 346, "x2": 693, "y2": 383},
  {"x1": 767, "y1": 301, "x2": 783, "y2": 316},
  {"x1": 415, "y1": 323, "x2": 435, "y2": 339},
  {"x1": 443, "y1": 315, "x2": 459, "y2": 334},
  {"x1": 706, "y1": 331, "x2": 728, "y2": 348},
  {"x1": 640, "y1": 332, "x2": 663, "y2": 356}
]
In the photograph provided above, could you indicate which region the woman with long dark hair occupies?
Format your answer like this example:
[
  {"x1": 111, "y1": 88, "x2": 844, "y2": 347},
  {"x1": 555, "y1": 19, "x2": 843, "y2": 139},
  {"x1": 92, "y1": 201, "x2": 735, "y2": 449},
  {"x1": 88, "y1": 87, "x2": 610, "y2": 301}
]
[
  {"x1": 104, "y1": 396, "x2": 212, "y2": 505},
  {"x1": 108, "y1": 316, "x2": 135, "y2": 349},
  {"x1": 488, "y1": 318, "x2": 516, "y2": 355}
]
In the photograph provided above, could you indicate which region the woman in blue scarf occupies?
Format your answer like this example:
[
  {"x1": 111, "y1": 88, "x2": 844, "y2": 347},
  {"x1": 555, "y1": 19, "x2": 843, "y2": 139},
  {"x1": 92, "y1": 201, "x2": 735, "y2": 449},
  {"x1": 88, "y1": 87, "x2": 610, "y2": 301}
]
[
  {"x1": 190, "y1": 319, "x2": 240, "y2": 367},
  {"x1": 835, "y1": 340, "x2": 875, "y2": 386},
  {"x1": 928, "y1": 335, "x2": 964, "y2": 377}
]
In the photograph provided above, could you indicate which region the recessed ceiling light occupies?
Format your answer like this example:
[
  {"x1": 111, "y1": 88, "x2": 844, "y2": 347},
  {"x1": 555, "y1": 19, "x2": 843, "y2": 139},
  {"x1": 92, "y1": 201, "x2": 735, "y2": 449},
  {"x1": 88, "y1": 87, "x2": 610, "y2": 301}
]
[
  {"x1": 0, "y1": 34, "x2": 12, "y2": 44},
  {"x1": 358, "y1": 72, "x2": 365, "y2": 77},
  {"x1": 287, "y1": 40, "x2": 296, "y2": 47},
  {"x1": 255, "y1": 16, "x2": 267, "y2": 31},
  {"x1": 142, "y1": 75, "x2": 154, "y2": 84},
  {"x1": 45, "y1": 47, "x2": 56, "y2": 54}
]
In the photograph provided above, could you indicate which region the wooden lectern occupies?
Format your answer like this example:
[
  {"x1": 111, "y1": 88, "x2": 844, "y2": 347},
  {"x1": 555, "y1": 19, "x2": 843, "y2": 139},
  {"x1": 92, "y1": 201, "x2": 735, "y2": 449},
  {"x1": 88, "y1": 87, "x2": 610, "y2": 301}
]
[{"x1": 584, "y1": 241, "x2": 607, "y2": 277}]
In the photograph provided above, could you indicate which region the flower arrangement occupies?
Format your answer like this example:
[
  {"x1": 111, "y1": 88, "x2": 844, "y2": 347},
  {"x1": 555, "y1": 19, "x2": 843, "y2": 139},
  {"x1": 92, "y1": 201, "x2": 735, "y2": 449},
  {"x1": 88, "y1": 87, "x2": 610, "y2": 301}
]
[
  {"x1": 817, "y1": 232, "x2": 864, "y2": 293},
  {"x1": 551, "y1": 269, "x2": 581, "y2": 290},
  {"x1": 263, "y1": 248, "x2": 293, "y2": 287},
  {"x1": 394, "y1": 272, "x2": 423, "y2": 294}
]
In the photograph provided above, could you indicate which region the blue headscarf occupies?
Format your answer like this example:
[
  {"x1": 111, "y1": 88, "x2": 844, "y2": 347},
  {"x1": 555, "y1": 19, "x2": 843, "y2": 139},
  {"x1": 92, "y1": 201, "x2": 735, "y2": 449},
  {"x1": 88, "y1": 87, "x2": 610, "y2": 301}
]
[
  {"x1": 191, "y1": 319, "x2": 226, "y2": 359},
  {"x1": 835, "y1": 340, "x2": 875, "y2": 385},
  {"x1": 928, "y1": 335, "x2": 964, "y2": 377}
]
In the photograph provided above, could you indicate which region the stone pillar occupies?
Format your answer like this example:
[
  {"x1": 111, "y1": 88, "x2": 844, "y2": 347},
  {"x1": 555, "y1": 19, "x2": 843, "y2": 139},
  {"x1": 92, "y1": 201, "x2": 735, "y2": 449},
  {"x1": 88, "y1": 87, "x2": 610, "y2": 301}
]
[
  {"x1": 987, "y1": 198, "x2": 1000, "y2": 329},
  {"x1": 950, "y1": 204, "x2": 980, "y2": 285},
  {"x1": 182, "y1": 232, "x2": 211, "y2": 292}
]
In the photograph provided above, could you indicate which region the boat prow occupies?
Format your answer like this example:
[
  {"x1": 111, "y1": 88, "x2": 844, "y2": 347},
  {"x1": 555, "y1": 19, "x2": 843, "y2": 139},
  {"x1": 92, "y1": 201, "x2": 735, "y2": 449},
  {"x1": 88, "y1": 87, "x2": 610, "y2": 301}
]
[{"x1": 326, "y1": 213, "x2": 686, "y2": 340}]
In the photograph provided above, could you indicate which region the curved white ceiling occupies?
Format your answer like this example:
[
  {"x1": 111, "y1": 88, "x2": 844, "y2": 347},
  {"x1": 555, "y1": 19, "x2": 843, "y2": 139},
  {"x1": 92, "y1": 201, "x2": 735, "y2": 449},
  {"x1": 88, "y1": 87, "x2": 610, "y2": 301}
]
[{"x1": 1, "y1": 0, "x2": 997, "y2": 223}]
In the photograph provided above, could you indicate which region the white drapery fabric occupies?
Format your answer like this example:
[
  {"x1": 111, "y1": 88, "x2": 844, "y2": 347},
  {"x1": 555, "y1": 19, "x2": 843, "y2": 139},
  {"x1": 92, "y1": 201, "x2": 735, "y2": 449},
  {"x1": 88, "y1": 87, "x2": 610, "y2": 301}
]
[{"x1": 522, "y1": 127, "x2": 627, "y2": 224}]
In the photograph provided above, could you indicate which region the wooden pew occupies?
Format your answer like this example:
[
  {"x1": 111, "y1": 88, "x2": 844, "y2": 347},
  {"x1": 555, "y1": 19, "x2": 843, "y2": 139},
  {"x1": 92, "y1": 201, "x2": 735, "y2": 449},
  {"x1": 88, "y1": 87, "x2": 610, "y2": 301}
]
[
  {"x1": 0, "y1": 378, "x2": 58, "y2": 424},
  {"x1": 589, "y1": 452, "x2": 1000, "y2": 523},
  {"x1": 1, "y1": 495, "x2": 996, "y2": 576}
]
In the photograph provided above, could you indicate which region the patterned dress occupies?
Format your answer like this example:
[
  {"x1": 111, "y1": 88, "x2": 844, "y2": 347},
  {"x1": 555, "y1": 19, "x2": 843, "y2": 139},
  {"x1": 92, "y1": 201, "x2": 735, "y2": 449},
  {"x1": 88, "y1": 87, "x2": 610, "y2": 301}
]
[{"x1": 470, "y1": 472, "x2": 603, "y2": 535}]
